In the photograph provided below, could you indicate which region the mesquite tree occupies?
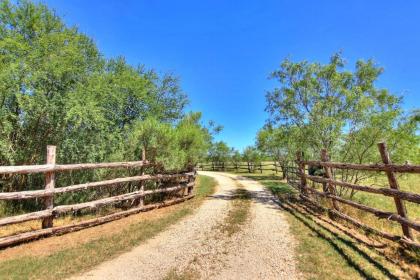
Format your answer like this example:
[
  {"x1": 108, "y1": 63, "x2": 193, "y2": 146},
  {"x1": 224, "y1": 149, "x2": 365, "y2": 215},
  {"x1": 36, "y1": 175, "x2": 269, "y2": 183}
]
[
  {"x1": 0, "y1": 1, "x2": 213, "y2": 212},
  {"x1": 264, "y1": 53, "x2": 419, "y2": 190}
]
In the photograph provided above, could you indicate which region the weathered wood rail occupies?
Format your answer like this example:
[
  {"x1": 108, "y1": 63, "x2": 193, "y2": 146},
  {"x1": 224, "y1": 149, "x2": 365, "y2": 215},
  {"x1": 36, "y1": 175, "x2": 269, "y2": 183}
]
[
  {"x1": 292, "y1": 142, "x2": 420, "y2": 248},
  {"x1": 0, "y1": 145, "x2": 196, "y2": 248}
]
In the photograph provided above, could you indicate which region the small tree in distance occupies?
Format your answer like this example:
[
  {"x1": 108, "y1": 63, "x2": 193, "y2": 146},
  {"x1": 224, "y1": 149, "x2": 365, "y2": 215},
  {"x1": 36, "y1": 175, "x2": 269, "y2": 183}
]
[{"x1": 242, "y1": 146, "x2": 261, "y2": 173}]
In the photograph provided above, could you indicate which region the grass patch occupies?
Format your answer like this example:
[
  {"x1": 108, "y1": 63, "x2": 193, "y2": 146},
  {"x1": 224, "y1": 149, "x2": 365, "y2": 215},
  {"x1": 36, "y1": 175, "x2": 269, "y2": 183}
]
[
  {"x1": 163, "y1": 268, "x2": 200, "y2": 280},
  {"x1": 285, "y1": 205, "x2": 366, "y2": 280},
  {"x1": 0, "y1": 175, "x2": 217, "y2": 280},
  {"x1": 218, "y1": 186, "x2": 251, "y2": 237}
]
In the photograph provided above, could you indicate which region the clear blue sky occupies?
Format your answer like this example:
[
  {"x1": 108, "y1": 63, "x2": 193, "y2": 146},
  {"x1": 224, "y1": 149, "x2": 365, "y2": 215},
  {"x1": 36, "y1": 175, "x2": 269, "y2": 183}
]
[{"x1": 41, "y1": 0, "x2": 420, "y2": 151}]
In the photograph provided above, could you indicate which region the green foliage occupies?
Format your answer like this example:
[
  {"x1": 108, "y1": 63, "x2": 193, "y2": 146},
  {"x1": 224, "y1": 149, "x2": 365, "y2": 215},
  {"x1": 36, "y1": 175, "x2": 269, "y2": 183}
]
[
  {"x1": 207, "y1": 141, "x2": 231, "y2": 163},
  {"x1": 129, "y1": 113, "x2": 212, "y2": 171},
  {"x1": 0, "y1": 1, "x2": 212, "y2": 212},
  {"x1": 256, "y1": 125, "x2": 303, "y2": 166},
  {"x1": 230, "y1": 149, "x2": 242, "y2": 165},
  {"x1": 241, "y1": 146, "x2": 261, "y2": 172},
  {"x1": 242, "y1": 146, "x2": 261, "y2": 164},
  {"x1": 264, "y1": 53, "x2": 419, "y2": 166}
]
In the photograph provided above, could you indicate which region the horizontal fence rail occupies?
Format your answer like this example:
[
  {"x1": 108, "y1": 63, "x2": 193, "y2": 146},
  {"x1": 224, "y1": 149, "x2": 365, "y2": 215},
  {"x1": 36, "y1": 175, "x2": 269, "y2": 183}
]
[
  {"x1": 0, "y1": 173, "x2": 194, "y2": 200},
  {"x1": 0, "y1": 161, "x2": 151, "y2": 175},
  {"x1": 0, "y1": 145, "x2": 196, "y2": 248},
  {"x1": 304, "y1": 161, "x2": 420, "y2": 173},
  {"x1": 198, "y1": 142, "x2": 420, "y2": 249}
]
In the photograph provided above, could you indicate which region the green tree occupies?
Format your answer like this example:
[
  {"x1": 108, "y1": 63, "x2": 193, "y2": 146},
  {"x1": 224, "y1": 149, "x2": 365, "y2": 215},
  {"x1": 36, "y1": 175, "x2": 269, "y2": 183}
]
[
  {"x1": 242, "y1": 146, "x2": 261, "y2": 173},
  {"x1": 207, "y1": 141, "x2": 231, "y2": 170},
  {"x1": 265, "y1": 53, "x2": 417, "y2": 163},
  {"x1": 256, "y1": 125, "x2": 303, "y2": 178},
  {"x1": 230, "y1": 148, "x2": 242, "y2": 171},
  {"x1": 175, "y1": 112, "x2": 212, "y2": 170},
  {"x1": 0, "y1": 1, "x2": 211, "y2": 213}
]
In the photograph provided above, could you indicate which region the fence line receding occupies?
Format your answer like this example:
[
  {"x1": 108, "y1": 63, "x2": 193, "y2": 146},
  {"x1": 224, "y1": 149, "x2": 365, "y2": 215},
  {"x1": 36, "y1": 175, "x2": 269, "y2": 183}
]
[{"x1": 0, "y1": 145, "x2": 196, "y2": 248}]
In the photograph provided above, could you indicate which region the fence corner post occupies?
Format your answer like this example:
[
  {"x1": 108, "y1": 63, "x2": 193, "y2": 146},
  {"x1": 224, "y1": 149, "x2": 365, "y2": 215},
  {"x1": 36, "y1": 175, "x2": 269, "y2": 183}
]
[
  {"x1": 378, "y1": 142, "x2": 413, "y2": 240},
  {"x1": 296, "y1": 151, "x2": 307, "y2": 197},
  {"x1": 42, "y1": 145, "x2": 56, "y2": 229},
  {"x1": 321, "y1": 148, "x2": 340, "y2": 211}
]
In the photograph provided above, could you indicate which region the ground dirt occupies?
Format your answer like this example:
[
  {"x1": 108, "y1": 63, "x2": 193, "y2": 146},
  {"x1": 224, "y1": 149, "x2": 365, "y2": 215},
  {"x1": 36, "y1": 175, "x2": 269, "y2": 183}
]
[
  {"x1": 70, "y1": 172, "x2": 299, "y2": 280},
  {"x1": 0, "y1": 201, "x2": 189, "y2": 261}
]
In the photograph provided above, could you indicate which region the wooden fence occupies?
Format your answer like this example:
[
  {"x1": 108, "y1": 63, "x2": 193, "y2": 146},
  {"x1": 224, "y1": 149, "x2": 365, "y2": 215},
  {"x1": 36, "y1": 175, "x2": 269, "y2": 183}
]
[
  {"x1": 198, "y1": 162, "x2": 281, "y2": 173},
  {"x1": 0, "y1": 145, "x2": 196, "y2": 248},
  {"x1": 293, "y1": 142, "x2": 420, "y2": 249}
]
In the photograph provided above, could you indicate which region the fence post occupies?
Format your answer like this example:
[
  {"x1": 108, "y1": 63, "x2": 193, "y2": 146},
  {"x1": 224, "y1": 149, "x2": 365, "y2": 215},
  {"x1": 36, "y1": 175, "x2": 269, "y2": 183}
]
[
  {"x1": 296, "y1": 151, "x2": 307, "y2": 196},
  {"x1": 139, "y1": 147, "x2": 146, "y2": 207},
  {"x1": 42, "y1": 145, "x2": 56, "y2": 229},
  {"x1": 378, "y1": 142, "x2": 413, "y2": 240},
  {"x1": 260, "y1": 162, "x2": 263, "y2": 173},
  {"x1": 187, "y1": 169, "x2": 196, "y2": 195},
  {"x1": 274, "y1": 162, "x2": 278, "y2": 174},
  {"x1": 321, "y1": 149, "x2": 340, "y2": 211}
]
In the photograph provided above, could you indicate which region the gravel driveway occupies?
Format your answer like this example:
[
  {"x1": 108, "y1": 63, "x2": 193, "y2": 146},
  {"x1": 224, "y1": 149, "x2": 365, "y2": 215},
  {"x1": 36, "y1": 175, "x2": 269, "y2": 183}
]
[{"x1": 71, "y1": 172, "x2": 299, "y2": 280}]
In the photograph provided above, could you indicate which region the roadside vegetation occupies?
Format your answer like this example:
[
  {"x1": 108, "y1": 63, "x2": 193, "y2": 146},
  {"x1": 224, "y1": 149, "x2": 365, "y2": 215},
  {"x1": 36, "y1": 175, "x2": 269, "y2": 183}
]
[
  {"x1": 0, "y1": 175, "x2": 216, "y2": 280},
  {"x1": 241, "y1": 172, "x2": 419, "y2": 279},
  {"x1": 236, "y1": 166, "x2": 420, "y2": 241},
  {"x1": 0, "y1": 0, "x2": 221, "y2": 223}
]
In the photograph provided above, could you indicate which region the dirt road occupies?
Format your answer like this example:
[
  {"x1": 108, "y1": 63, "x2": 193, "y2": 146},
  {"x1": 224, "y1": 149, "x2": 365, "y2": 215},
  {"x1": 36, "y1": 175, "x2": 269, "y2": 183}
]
[{"x1": 71, "y1": 172, "x2": 299, "y2": 280}]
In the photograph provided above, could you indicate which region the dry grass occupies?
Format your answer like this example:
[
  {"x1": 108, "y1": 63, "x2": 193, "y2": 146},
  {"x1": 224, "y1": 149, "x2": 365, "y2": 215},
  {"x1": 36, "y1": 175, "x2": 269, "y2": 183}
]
[
  {"x1": 0, "y1": 175, "x2": 217, "y2": 280},
  {"x1": 163, "y1": 268, "x2": 200, "y2": 280},
  {"x1": 307, "y1": 173, "x2": 420, "y2": 241},
  {"x1": 217, "y1": 186, "x2": 251, "y2": 236}
]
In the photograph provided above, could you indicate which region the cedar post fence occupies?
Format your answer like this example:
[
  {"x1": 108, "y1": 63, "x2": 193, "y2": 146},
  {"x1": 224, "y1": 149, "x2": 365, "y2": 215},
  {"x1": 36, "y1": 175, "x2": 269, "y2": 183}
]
[
  {"x1": 377, "y1": 142, "x2": 413, "y2": 240},
  {"x1": 296, "y1": 151, "x2": 308, "y2": 196},
  {"x1": 293, "y1": 142, "x2": 420, "y2": 248},
  {"x1": 199, "y1": 162, "x2": 289, "y2": 174},
  {"x1": 321, "y1": 149, "x2": 339, "y2": 211},
  {"x1": 139, "y1": 147, "x2": 146, "y2": 207},
  {"x1": 0, "y1": 146, "x2": 196, "y2": 248},
  {"x1": 42, "y1": 145, "x2": 56, "y2": 228}
]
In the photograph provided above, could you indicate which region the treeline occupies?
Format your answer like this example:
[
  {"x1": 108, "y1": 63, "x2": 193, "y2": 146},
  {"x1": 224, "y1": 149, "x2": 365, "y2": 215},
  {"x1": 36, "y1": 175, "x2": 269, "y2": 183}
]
[
  {"x1": 0, "y1": 1, "x2": 216, "y2": 213},
  {"x1": 205, "y1": 142, "x2": 264, "y2": 173}
]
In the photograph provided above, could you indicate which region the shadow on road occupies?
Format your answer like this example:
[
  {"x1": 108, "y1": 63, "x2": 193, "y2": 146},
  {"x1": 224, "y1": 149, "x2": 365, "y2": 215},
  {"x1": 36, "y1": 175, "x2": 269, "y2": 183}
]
[{"x1": 201, "y1": 171, "x2": 416, "y2": 280}]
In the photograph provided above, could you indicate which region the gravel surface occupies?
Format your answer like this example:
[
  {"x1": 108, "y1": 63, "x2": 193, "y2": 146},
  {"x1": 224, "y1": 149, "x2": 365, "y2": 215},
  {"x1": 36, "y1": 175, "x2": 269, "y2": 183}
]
[{"x1": 71, "y1": 172, "x2": 299, "y2": 280}]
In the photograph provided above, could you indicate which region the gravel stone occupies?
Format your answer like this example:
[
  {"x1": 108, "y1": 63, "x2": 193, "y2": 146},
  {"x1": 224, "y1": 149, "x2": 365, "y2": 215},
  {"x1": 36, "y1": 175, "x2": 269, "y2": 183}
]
[{"x1": 70, "y1": 172, "x2": 299, "y2": 280}]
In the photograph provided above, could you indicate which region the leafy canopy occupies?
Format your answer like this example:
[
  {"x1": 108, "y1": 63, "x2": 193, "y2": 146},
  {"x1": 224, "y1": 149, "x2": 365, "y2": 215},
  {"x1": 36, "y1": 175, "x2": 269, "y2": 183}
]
[{"x1": 264, "y1": 53, "x2": 419, "y2": 164}]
